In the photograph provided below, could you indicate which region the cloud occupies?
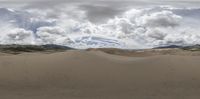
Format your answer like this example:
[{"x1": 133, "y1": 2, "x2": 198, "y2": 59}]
[
  {"x1": 0, "y1": 5, "x2": 200, "y2": 49},
  {"x1": 1, "y1": 28, "x2": 34, "y2": 44},
  {"x1": 36, "y1": 26, "x2": 72, "y2": 45},
  {"x1": 146, "y1": 28, "x2": 167, "y2": 40},
  {"x1": 138, "y1": 11, "x2": 182, "y2": 27}
]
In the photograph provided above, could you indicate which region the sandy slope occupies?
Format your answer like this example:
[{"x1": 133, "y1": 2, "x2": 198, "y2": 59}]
[{"x1": 0, "y1": 51, "x2": 200, "y2": 99}]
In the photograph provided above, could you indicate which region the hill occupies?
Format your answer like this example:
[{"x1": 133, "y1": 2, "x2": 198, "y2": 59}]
[{"x1": 0, "y1": 44, "x2": 74, "y2": 54}]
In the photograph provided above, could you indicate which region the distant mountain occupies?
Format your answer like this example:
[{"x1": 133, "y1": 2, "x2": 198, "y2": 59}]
[
  {"x1": 154, "y1": 45, "x2": 183, "y2": 49},
  {"x1": 181, "y1": 44, "x2": 200, "y2": 51},
  {"x1": 86, "y1": 45, "x2": 200, "y2": 57},
  {"x1": 0, "y1": 44, "x2": 74, "y2": 54},
  {"x1": 154, "y1": 44, "x2": 200, "y2": 51}
]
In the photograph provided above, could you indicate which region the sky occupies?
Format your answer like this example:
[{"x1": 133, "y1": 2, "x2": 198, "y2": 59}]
[
  {"x1": 0, "y1": 0, "x2": 200, "y2": 49},
  {"x1": 1, "y1": 0, "x2": 199, "y2": 22}
]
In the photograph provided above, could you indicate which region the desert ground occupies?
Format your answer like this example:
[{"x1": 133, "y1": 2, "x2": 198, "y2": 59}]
[{"x1": 0, "y1": 49, "x2": 200, "y2": 99}]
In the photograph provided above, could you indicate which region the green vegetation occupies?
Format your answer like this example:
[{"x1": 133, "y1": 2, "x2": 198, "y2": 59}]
[
  {"x1": 0, "y1": 44, "x2": 74, "y2": 54},
  {"x1": 182, "y1": 45, "x2": 200, "y2": 51}
]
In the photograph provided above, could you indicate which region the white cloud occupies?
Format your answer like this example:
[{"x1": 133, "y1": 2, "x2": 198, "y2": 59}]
[
  {"x1": 138, "y1": 11, "x2": 182, "y2": 27},
  {"x1": 36, "y1": 26, "x2": 72, "y2": 45},
  {"x1": 0, "y1": 5, "x2": 200, "y2": 49},
  {"x1": 1, "y1": 28, "x2": 34, "y2": 44}
]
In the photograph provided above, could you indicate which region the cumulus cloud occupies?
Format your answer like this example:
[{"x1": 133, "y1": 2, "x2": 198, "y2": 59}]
[
  {"x1": 146, "y1": 28, "x2": 167, "y2": 40},
  {"x1": 1, "y1": 28, "x2": 34, "y2": 44},
  {"x1": 0, "y1": 5, "x2": 200, "y2": 49},
  {"x1": 138, "y1": 11, "x2": 182, "y2": 27},
  {"x1": 36, "y1": 26, "x2": 72, "y2": 45}
]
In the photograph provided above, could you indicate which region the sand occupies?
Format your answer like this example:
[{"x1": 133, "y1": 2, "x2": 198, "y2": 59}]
[{"x1": 0, "y1": 50, "x2": 200, "y2": 99}]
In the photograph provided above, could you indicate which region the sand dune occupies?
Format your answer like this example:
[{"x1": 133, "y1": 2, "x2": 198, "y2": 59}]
[{"x1": 0, "y1": 50, "x2": 200, "y2": 99}]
